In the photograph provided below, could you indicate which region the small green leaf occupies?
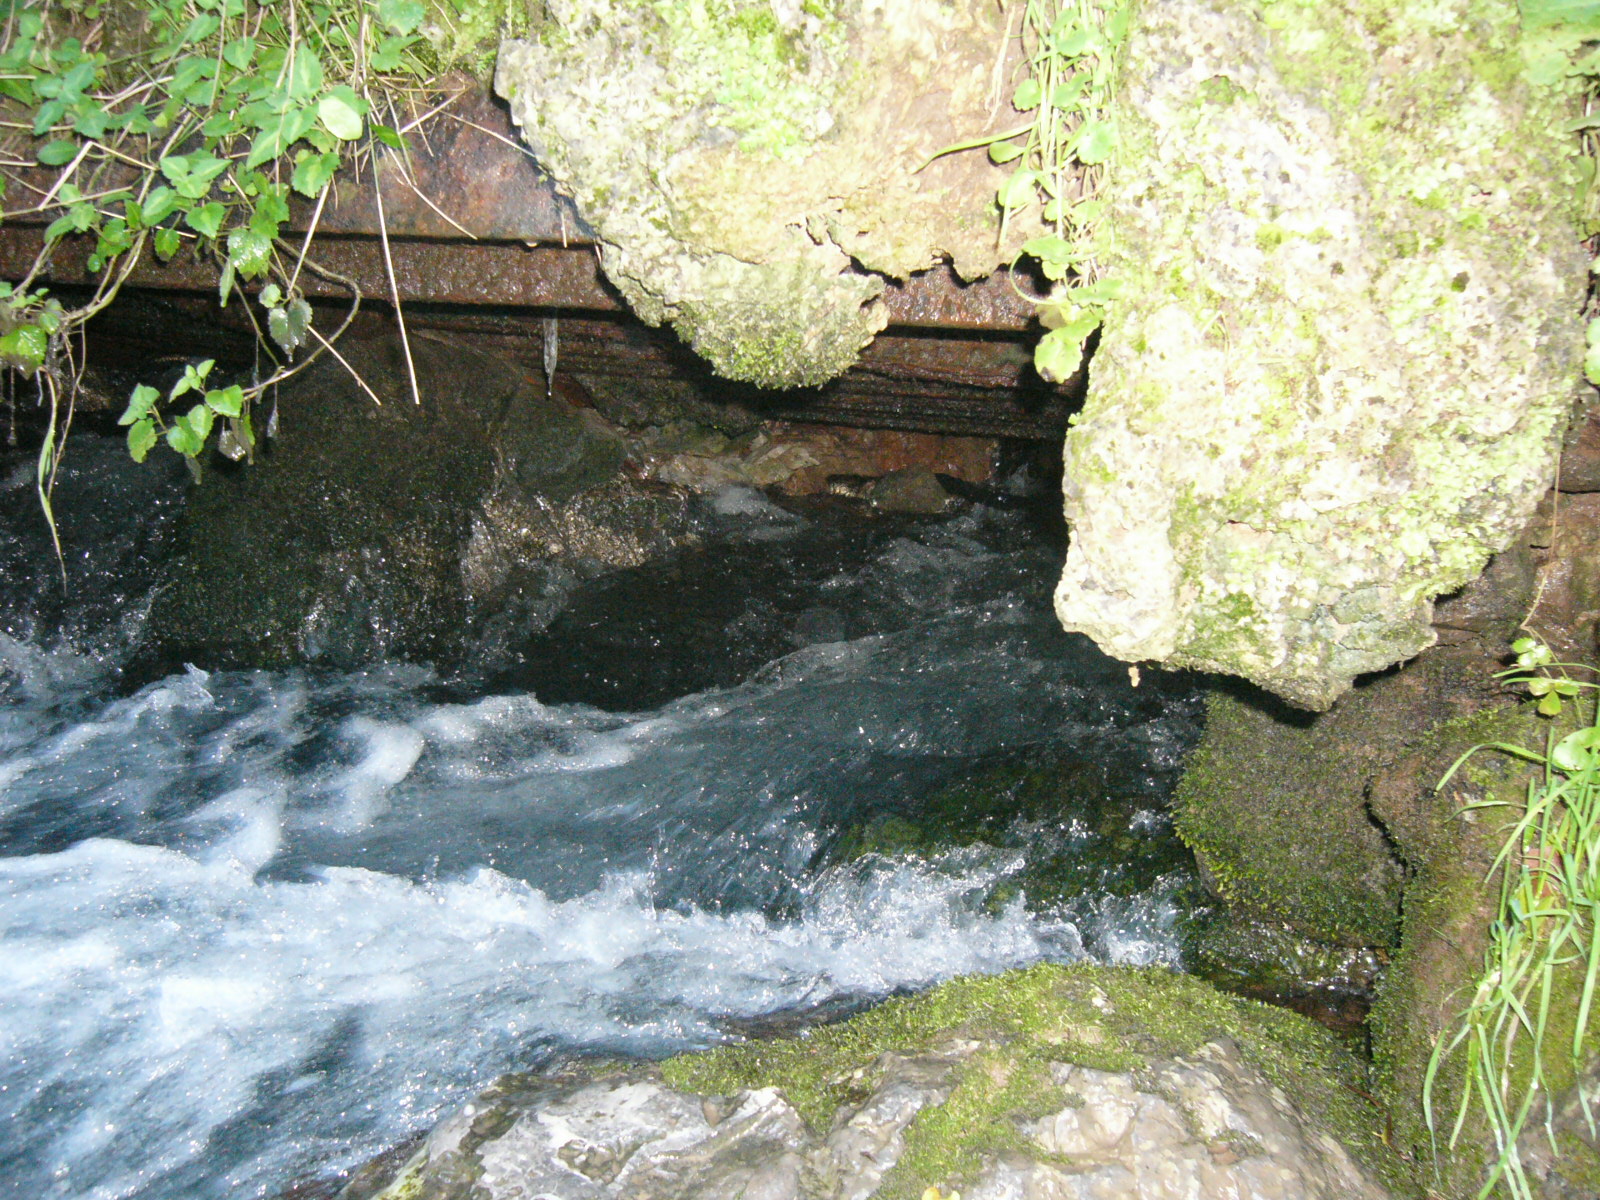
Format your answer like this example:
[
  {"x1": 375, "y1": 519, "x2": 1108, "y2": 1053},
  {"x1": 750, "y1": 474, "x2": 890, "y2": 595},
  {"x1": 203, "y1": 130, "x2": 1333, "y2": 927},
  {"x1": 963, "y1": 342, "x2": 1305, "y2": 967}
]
[
  {"x1": 143, "y1": 186, "x2": 180, "y2": 226},
  {"x1": 166, "y1": 420, "x2": 203, "y2": 457},
  {"x1": 128, "y1": 417, "x2": 158, "y2": 462},
  {"x1": 1011, "y1": 78, "x2": 1042, "y2": 111},
  {"x1": 987, "y1": 140, "x2": 1024, "y2": 164},
  {"x1": 222, "y1": 35, "x2": 255, "y2": 69},
  {"x1": 154, "y1": 227, "x2": 182, "y2": 260},
  {"x1": 267, "y1": 305, "x2": 291, "y2": 351},
  {"x1": 370, "y1": 123, "x2": 406, "y2": 150},
  {"x1": 377, "y1": 0, "x2": 426, "y2": 34},
  {"x1": 1538, "y1": 692, "x2": 1565, "y2": 717},
  {"x1": 1034, "y1": 326, "x2": 1086, "y2": 384},
  {"x1": 291, "y1": 150, "x2": 340, "y2": 198},
  {"x1": 35, "y1": 138, "x2": 78, "y2": 166},
  {"x1": 285, "y1": 51, "x2": 323, "y2": 102},
  {"x1": 119, "y1": 383, "x2": 160, "y2": 425},
  {"x1": 226, "y1": 226, "x2": 273, "y2": 278},
  {"x1": 1075, "y1": 120, "x2": 1116, "y2": 165},
  {"x1": 316, "y1": 92, "x2": 364, "y2": 141},
  {"x1": 204, "y1": 384, "x2": 244, "y2": 418},
  {"x1": 997, "y1": 167, "x2": 1038, "y2": 210},
  {"x1": 259, "y1": 283, "x2": 282, "y2": 308},
  {"x1": 184, "y1": 201, "x2": 225, "y2": 240},
  {"x1": 1021, "y1": 235, "x2": 1076, "y2": 267},
  {"x1": 0, "y1": 325, "x2": 48, "y2": 372}
]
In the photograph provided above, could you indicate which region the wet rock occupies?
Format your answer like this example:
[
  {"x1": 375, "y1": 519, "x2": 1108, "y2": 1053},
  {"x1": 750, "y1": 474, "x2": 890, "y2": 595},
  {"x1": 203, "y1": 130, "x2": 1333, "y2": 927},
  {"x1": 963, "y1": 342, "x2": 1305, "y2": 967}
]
[
  {"x1": 343, "y1": 967, "x2": 1402, "y2": 1200},
  {"x1": 866, "y1": 468, "x2": 950, "y2": 515},
  {"x1": 145, "y1": 328, "x2": 686, "y2": 673},
  {"x1": 1056, "y1": 0, "x2": 1587, "y2": 709},
  {"x1": 630, "y1": 422, "x2": 994, "y2": 497},
  {"x1": 1559, "y1": 405, "x2": 1600, "y2": 493}
]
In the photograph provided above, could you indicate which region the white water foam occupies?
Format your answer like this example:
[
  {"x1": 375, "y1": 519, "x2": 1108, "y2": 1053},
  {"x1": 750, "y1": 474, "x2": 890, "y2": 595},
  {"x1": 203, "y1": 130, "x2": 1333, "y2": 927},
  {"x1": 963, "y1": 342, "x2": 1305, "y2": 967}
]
[{"x1": 0, "y1": 829, "x2": 1123, "y2": 1200}]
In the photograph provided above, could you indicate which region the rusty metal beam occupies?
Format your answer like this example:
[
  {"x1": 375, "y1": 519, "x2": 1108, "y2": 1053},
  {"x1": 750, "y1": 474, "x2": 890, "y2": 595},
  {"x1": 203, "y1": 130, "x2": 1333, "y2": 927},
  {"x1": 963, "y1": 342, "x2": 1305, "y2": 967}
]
[
  {"x1": 0, "y1": 87, "x2": 1036, "y2": 331},
  {"x1": 0, "y1": 225, "x2": 1035, "y2": 331}
]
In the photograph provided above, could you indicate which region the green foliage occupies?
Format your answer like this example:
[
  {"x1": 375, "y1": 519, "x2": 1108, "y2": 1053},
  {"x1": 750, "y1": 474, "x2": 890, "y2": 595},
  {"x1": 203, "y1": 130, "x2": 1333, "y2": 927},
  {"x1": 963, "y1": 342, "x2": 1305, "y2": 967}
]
[
  {"x1": 925, "y1": 0, "x2": 1132, "y2": 383},
  {"x1": 0, "y1": 0, "x2": 451, "y2": 512},
  {"x1": 1425, "y1": 635, "x2": 1600, "y2": 1199},
  {"x1": 1518, "y1": 1, "x2": 1600, "y2": 234}
]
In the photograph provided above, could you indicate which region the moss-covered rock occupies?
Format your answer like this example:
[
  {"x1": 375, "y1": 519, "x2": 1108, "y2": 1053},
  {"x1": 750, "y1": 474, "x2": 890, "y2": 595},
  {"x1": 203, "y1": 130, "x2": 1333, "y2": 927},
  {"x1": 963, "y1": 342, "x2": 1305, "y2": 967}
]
[
  {"x1": 340, "y1": 964, "x2": 1411, "y2": 1200},
  {"x1": 1055, "y1": 0, "x2": 1588, "y2": 709},
  {"x1": 494, "y1": 0, "x2": 1035, "y2": 388}
]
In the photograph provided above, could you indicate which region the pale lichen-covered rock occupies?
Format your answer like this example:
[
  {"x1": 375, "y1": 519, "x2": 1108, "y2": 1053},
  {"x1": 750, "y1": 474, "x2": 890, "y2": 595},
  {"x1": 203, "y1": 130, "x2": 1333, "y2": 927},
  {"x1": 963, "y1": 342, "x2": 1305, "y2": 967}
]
[
  {"x1": 494, "y1": 0, "x2": 1030, "y2": 388},
  {"x1": 340, "y1": 966, "x2": 1404, "y2": 1200},
  {"x1": 1055, "y1": 0, "x2": 1588, "y2": 708}
]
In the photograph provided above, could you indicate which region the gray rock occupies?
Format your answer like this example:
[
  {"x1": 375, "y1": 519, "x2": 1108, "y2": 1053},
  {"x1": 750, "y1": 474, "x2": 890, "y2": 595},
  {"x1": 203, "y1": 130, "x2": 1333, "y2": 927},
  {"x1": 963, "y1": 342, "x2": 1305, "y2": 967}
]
[
  {"x1": 1054, "y1": 0, "x2": 1587, "y2": 709},
  {"x1": 346, "y1": 1038, "x2": 1394, "y2": 1200},
  {"x1": 495, "y1": 0, "x2": 1039, "y2": 387}
]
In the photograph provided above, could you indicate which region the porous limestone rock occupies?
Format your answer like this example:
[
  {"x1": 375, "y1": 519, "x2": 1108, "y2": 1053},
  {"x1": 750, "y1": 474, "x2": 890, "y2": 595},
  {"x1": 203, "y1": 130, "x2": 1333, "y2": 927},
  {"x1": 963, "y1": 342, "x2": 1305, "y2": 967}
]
[
  {"x1": 494, "y1": 0, "x2": 1031, "y2": 388},
  {"x1": 1055, "y1": 0, "x2": 1588, "y2": 708},
  {"x1": 341, "y1": 966, "x2": 1403, "y2": 1200}
]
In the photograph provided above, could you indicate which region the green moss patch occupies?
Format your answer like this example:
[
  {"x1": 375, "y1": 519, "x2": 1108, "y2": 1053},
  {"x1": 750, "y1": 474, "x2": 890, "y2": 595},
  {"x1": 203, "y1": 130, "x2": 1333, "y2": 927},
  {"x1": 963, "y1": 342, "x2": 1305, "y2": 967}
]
[{"x1": 662, "y1": 962, "x2": 1408, "y2": 1197}]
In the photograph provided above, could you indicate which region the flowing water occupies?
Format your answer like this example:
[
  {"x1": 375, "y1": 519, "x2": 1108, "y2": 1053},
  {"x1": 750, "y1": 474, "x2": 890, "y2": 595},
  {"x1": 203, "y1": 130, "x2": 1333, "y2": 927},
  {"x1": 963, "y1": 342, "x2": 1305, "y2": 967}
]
[{"x1": 0, "y1": 437, "x2": 1203, "y2": 1200}]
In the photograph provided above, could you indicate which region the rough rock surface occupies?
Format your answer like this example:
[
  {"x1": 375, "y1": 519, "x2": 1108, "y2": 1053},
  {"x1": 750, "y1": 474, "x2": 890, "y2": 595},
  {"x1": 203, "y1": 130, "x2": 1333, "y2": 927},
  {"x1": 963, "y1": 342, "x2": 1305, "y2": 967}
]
[
  {"x1": 343, "y1": 966, "x2": 1401, "y2": 1200},
  {"x1": 347, "y1": 1040, "x2": 1390, "y2": 1200},
  {"x1": 148, "y1": 328, "x2": 693, "y2": 672},
  {"x1": 1056, "y1": 0, "x2": 1587, "y2": 708},
  {"x1": 495, "y1": 0, "x2": 1032, "y2": 387}
]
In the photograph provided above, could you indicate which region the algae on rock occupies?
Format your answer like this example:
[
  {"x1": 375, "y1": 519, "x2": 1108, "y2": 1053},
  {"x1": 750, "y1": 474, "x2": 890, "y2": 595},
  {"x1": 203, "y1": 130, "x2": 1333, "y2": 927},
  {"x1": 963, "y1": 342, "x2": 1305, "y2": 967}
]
[
  {"x1": 341, "y1": 964, "x2": 1408, "y2": 1200},
  {"x1": 1056, "y1": 0, "x2": 1588, "y2": 709},
  {"x1": 494, "y1": 0, "x2": 1032, "y2": 388}
]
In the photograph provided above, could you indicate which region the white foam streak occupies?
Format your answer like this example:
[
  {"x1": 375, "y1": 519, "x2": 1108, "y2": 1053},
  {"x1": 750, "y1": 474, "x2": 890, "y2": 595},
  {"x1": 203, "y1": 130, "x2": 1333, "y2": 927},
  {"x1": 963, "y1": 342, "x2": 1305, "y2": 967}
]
[{"x1": 0, "y1": 833, "x2": 1111, "y2": 1200}]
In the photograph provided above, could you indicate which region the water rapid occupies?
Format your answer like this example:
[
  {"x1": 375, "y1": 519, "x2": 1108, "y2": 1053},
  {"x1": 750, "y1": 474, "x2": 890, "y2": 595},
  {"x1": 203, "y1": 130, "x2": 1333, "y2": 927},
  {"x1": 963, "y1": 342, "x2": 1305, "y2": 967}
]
[{"x1": 0, "y1": 438, "x2": 1203, "y2": 1200}]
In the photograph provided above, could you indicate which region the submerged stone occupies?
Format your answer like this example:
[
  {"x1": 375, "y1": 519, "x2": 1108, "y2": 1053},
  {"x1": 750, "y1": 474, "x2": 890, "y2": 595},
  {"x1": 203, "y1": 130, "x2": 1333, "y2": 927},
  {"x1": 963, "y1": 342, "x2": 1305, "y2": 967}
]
[
  {"x1": 494, "y1": 0, "x2": 1031, "y2": 388},
  {"x1": 1056, "y1": 0, "x2": 1587, "y2": 708}
]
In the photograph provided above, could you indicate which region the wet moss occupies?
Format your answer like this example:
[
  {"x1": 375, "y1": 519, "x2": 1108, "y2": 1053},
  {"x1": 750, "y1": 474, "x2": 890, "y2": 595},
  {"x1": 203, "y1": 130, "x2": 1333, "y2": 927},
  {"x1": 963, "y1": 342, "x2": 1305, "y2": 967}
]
[
  {"x1": 1173, "y1": 685, "x2": 1405, "y2": 948},
  {"x1": 661, "y1": 962, "x2": 1409, "y2": 1197}
]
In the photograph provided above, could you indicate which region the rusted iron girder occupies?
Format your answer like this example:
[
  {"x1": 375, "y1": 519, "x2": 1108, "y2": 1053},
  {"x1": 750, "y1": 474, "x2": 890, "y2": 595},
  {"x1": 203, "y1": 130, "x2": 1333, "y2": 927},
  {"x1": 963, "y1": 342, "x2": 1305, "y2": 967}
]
[
  {"x1": 0, "y1": 89, "x2": 1035, "y2": 331},
  {"x1": 0, "y1": 226, "x2": 1035, "y2": 331}
]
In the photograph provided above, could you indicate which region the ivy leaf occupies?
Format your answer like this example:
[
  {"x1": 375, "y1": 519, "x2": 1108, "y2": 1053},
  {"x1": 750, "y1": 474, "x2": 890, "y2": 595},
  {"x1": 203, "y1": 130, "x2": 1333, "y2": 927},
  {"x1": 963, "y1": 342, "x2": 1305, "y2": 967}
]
[
  {"x1": 119, "y1": 383, "x2": 160, "y2": 425},
  {"x1": 127, "y1": 417, "x2": 158, "y2": 463}
]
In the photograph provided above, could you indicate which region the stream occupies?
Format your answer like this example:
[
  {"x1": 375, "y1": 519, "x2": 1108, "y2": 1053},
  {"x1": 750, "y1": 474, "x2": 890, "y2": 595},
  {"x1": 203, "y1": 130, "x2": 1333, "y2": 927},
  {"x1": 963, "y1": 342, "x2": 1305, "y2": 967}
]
[{"x1": 0, "y1": 436, "x2": 1204, "y2": 1200}]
